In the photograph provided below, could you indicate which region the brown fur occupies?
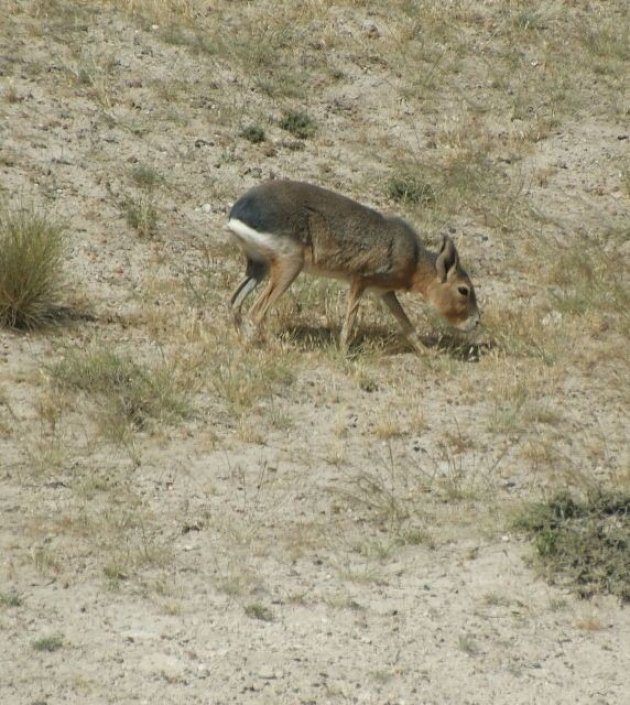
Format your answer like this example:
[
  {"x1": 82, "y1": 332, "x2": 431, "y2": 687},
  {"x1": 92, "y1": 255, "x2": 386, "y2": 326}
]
[{"x1": 226, "y1": 180, "x2": 480, "y2": 350}]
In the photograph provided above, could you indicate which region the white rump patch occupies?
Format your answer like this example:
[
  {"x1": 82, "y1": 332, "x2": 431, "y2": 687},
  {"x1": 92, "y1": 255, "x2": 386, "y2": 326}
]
[{"x1": 227, "y1": 219, "x2": 301, "y2": 260}]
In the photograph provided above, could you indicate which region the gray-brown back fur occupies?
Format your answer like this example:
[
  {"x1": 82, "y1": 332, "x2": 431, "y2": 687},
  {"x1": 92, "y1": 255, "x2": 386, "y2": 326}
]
[{"x1": 229, "y1": 180, "x2": 428, "y2": 280}]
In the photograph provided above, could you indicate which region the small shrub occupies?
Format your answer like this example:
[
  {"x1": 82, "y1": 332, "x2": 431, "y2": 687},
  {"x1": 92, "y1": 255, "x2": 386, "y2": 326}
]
[
  {"x1": 241, "y1": 125, "x2": 266, "y2": 143},
  {"x1": 280, "y1": 111, "x2": 316, "y2": 139},
  {"x1": 515, "y1": 490, "x2": 630, "y2": 601},
  {"x1": 0, "y1": 206, "x2": 67, "y2": 329}
]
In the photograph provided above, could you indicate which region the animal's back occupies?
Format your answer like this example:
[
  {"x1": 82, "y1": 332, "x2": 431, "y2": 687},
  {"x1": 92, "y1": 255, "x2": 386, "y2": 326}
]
[
  {"x1": 229, "y1": 180, "x2": 421, "y2": 280},
  {"x1": 230, "y1": 180, "x2": 378, "y2": 232}
]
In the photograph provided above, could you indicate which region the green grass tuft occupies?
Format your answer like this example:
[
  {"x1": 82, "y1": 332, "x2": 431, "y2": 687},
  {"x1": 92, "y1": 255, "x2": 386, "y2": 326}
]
[
  {"x1": 130, "y1": 164, "x2": 163, "y2": 189},
  {"x1": 241, "y1": 124, "x2": 266, "y2": 143},
  {"x1": 0, "y1": 591, "x2": 22, "y2": 607},
  {"x1": 244, "y1": 603, "x2": 274, "y2": 621},
  {"x1": 123, "y1": 195, "x2": 158, "y2": 238},
  {"x1": 280, "y1": 111, "x2": 316, "y2": 139},
  {"x1": 32, "y1": 634, "x2": 64, "y2": 652}
]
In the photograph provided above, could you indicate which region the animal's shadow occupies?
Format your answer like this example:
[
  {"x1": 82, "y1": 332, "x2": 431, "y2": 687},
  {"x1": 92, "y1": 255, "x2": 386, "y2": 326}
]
[{"x1": 280, "y1": 324, "x2": 493, "y2": 362}]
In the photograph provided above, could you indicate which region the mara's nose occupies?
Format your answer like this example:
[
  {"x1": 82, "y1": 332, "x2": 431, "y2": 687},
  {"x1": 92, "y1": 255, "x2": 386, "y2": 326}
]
[{"x1": 468, "y1": 314, "x2": 481, "y2": 331}]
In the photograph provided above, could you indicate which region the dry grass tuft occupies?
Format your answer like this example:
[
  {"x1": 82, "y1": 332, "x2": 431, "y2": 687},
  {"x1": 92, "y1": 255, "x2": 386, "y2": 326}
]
[
  {"x1": 123, "y1": 194, "x2": 158, "y2": 238},
  {"x1": 0, "y1": 206, "x2": 68, "y2": 329},
  {"x1": 0, "y1": 591, "x2": 22, "y2": 607}
]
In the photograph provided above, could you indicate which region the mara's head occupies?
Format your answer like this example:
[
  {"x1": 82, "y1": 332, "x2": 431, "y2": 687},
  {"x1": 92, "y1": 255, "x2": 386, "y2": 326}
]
[{"x1": 423, "y1": 236, "x2": 480, "y2": 331}]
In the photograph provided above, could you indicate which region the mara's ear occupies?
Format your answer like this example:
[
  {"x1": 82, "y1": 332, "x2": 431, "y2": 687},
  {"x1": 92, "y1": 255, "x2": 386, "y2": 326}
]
[{"x1": 435, "y1": 235, "x2": 459, "y2": 281}]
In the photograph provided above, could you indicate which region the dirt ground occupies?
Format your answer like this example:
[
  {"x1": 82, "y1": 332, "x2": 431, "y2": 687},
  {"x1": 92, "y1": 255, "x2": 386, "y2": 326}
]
[{"x1": 1, "y1": 2, "x2": 629, "y2": 704}]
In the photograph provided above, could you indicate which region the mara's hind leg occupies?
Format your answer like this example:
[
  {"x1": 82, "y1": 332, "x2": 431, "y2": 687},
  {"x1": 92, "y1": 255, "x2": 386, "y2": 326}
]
[
  {"x1": 229, "y1": 258, "x2": 268, "y2": 326},
  {"x1": 248, "y1": 255, "x2": 304, "y2": 333}
]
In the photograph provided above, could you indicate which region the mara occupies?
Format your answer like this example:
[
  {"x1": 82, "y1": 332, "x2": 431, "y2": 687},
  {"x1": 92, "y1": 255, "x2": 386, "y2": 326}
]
[{"x1": 226, "y1": 179, "x2": 480, "y2": 352}]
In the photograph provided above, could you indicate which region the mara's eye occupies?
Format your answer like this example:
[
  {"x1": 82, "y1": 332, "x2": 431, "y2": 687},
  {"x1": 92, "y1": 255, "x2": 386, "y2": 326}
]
[{"x1": 458, "y1": 286, "x2": 469, "y2": 297}]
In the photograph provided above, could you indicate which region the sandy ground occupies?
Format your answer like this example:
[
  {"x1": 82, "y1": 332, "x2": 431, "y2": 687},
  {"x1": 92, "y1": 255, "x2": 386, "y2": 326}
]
[{"x1": 1, "y1": 2, "x2": 629, "y2": 704}]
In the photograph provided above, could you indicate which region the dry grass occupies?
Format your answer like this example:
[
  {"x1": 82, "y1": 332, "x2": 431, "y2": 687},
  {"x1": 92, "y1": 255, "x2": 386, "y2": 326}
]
[
  {"x1": 49, "y1": 346, "x2": 192, "y2": 441},
  {"x1": 547, "y1": 243, "x2": 630, "y2": 334}
]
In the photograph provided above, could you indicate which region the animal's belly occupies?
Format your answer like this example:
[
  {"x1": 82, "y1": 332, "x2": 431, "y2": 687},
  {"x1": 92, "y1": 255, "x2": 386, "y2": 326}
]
[{"x1": 303, "y1": 257, "x2": 351, "y2": 281}]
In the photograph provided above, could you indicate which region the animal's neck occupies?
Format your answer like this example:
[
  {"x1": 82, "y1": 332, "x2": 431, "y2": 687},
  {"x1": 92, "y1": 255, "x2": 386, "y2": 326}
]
[{"x1": 410, "y1": 248, "x2": 438, "y2": 295}]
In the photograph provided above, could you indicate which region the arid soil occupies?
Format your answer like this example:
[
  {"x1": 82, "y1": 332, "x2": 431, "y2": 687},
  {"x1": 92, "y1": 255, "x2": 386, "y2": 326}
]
[{"x1": 1, "y1": 2, "x2": 629, "y2": 704}]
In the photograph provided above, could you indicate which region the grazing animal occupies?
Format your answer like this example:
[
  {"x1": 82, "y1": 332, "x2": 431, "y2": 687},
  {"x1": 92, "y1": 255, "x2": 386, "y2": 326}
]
[{"x1": 226, "y1": 180, "x2": 480, "y2": 351}]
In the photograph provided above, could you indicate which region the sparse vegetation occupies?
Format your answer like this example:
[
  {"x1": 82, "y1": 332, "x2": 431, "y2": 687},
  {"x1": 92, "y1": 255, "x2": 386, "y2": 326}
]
[
  {"x1": 130, "y1": 164, "x2": 163, "y2": 189},
  {"x1": 0, "y1": 591, "x2": 22, "y2": 607},
  {"x1": 548, "y1": 244, "x2": 630, "y2": 321},
  {"x1": 211, "y1": 347, "x2": 295, "y2": 414},
  {"x1": 50, "y1": 347, "x2": 191, "y2": 435},
  {"x1": 458, "y1": 634, "x2": 481, "y2": 656}
]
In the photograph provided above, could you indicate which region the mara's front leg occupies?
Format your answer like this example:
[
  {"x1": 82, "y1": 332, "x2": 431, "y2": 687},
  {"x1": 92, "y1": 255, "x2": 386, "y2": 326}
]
[{"x1": 381, "y1": 291, "x2": 426, "y2": 353}]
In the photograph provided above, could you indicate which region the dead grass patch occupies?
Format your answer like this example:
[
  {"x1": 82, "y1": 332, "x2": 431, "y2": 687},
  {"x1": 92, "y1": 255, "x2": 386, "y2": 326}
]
[
  {"x1": 334, "y1": 441, "x2": 500, "y2": 555},
  {"x1": 482, "y1": 307, "x2": 561, "y2": 364}
]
